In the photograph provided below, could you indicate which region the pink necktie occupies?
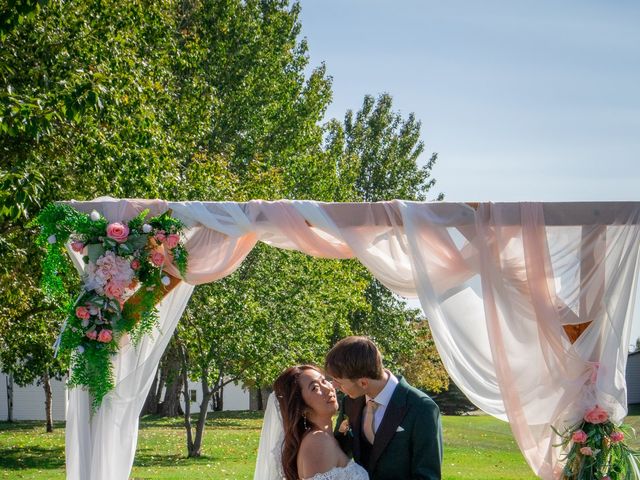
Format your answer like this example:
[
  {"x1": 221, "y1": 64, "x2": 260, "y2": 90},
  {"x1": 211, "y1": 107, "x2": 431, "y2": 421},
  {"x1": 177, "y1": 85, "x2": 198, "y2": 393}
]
[{"x1": 363, "y1": 399, "x2": 379, "y2": 444}]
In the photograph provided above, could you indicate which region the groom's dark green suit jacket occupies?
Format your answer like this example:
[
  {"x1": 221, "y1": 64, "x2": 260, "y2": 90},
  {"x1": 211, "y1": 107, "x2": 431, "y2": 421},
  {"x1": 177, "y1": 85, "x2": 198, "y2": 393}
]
[{"x1": 335, "y1": 376, "x2": 442, "y2": 480}]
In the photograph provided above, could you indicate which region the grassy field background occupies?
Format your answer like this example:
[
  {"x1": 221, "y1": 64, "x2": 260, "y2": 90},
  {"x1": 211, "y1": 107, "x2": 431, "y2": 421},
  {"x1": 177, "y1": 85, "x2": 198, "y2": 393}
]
[{"x1": 1, "y1": 405, "x2": 638, "y2": 479}]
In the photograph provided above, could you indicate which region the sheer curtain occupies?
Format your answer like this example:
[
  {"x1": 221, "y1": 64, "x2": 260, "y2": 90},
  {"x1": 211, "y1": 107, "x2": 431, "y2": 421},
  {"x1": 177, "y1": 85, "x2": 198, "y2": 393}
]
[{"x1": 63, "y1": 198, "x2": 640, "y2": 479}]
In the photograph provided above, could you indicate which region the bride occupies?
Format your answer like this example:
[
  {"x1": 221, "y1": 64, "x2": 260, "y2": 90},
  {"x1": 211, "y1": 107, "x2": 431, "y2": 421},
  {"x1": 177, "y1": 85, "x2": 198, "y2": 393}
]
[{"x1": 255, "y1": 365, "x2": 368, "y2": 480}]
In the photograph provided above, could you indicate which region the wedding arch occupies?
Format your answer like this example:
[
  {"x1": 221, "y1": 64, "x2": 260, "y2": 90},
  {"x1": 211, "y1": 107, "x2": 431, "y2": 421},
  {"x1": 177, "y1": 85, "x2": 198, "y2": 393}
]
[{"x1": 48, "y1": 197, "x2": 640, "y2": 480}]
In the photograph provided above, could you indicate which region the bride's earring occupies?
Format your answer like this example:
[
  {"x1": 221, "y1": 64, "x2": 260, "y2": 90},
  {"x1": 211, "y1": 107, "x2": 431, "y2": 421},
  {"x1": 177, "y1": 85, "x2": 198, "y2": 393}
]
[{"x1": 302, "y1": 412, "x2": 309, "y2": 430}]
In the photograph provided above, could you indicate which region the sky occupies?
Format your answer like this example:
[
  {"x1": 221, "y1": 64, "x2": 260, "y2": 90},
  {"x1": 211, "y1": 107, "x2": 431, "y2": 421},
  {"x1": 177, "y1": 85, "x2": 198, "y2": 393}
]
[{"x1": 298, "y1": 0, "x2": 640, "y2": 347}]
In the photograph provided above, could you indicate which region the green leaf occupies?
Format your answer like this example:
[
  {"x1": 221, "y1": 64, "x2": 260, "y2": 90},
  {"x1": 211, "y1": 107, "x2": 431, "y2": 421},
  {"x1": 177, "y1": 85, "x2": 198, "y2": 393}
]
[{"x1": 87, "y1": 243, "x2": 105, "y2": 263}]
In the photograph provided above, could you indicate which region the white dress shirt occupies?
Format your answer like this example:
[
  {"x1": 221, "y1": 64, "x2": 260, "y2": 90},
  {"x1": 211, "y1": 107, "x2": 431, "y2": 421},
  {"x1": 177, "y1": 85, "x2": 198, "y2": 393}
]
[{"x1": 365, "y1": 371, "x2": 399, "y2": 432}]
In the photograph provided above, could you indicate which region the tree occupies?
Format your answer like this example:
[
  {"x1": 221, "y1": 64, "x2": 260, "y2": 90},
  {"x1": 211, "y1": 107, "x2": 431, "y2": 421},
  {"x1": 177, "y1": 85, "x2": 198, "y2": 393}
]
[
  {"x1": 1, "y1": 0, "x2": 185, "y2": 426},
  {"x1": 178, "y1": 245, "x2": 367, "y2": 456},
  {"x1": 324, "y1": 93, "x2": 448, "y2": 391}
]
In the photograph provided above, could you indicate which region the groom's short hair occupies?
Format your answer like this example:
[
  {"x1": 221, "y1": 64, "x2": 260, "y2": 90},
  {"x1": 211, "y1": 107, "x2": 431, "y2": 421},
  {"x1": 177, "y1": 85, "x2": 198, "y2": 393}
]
[{"x1": 325, "y1": 336, "x2": 384, "y2": 380}]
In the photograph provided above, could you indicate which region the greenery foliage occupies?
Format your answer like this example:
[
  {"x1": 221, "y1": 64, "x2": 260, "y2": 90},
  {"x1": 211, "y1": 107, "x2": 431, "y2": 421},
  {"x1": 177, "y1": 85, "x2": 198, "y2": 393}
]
[
  {"x1": 554, "y1": 407, "x2": 640, "y2": 480},
  {"x1": 34, "y1": 203, "x2": 188, "y2": 409},
  {"x1": 1, "y1": 0, "x2": 446, "y2": 448}
]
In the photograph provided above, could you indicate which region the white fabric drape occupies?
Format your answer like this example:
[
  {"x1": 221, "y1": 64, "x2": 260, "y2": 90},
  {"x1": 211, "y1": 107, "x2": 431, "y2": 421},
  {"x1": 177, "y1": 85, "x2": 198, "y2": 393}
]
[
  {"x1": 63, "y1": 198, "x2": 640, "y2": 479},
  {"x1": 64, "y1": 199, "x2": 194, "y2": 480}
]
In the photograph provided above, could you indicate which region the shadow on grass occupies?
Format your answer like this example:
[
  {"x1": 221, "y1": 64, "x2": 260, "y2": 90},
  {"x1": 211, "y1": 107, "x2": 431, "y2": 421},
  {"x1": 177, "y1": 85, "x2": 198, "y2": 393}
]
[
  {"x1": 0, "y1": 444, "x2": 65, "y2": 470},
  {"x1": 0, "y1": 421, "x2": 66, "y2": 432},
  {"x1": 139, "y1": 411, "x2": 263, "y2": 430},
  {"x1": 133, "y1": 450, "x2": 234, "y2": 467}
]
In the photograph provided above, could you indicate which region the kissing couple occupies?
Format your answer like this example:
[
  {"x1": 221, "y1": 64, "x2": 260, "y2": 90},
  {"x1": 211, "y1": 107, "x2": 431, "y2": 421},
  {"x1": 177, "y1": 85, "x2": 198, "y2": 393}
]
[{"x1": 255, "y1": 336, "x2": 443, "y2": 480}]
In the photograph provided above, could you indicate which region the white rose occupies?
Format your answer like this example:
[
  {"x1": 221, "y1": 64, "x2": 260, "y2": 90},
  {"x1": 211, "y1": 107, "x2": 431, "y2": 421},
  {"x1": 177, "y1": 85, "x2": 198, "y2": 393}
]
[
  {"x1": 47, "y1": 234, "x2": 57, "y2": 244},
  {"x1": 90, "y1": 210, "x2": 101, "y2": 221},
  {"x1": 142, "y1": 224, "x2": 152, "y2": 233}
]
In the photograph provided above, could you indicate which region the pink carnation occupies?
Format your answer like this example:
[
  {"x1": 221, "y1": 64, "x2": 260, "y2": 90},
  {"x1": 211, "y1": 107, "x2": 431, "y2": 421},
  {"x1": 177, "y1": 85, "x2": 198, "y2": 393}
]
[
  {"x1": 610, "y1": 431, "x2": 624, "y2": 443},
  {"x1": 584, "y1": 405, "x2": 609, "y2": 424},
  {"x1": 130, "y1": 258, "x2": 141, "y2": 270},
  {"x1": 71, "y1": 240, "x2": 85, "y2": 253},
  {"x1": 579, "y1": 446, "x2": 593, "y2": 456},
  {"x1": 165, "y1": 233, "x2": 180, "y2": 249},
  {"x1": 85, "y1": 251, "x2": 135, "y2": 294},
  {"x1": 104, "y1": 282, "x2": 125, "y2": 299},
  {"x1": 154, "y1": 230, "x2": 166, "y2": 243},
  {"x1": 571, "y1": 430, "x2": 587, "y2": 443},
  {"x1": 97, "y1": 329, "x2": 113, "y2": 343},
  {"x1": 106, "y1": 222, "x2": 130, "y2": 243},
  {"x1": 75, "y1": 306, "x2": 91, "y2": 320},
  {"x1": 150, "y1": 250, "x2": 165, "y2": 267},
  {"x1": 86, "y1": 330, "x2": 98, "y2": 340}
]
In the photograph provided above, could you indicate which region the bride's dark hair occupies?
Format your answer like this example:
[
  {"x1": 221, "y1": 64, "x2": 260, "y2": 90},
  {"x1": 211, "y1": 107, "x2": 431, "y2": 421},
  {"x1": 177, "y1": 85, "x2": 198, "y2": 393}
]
[{"x1": 273, "y1": 364, "x2": 321, "y2": 480}]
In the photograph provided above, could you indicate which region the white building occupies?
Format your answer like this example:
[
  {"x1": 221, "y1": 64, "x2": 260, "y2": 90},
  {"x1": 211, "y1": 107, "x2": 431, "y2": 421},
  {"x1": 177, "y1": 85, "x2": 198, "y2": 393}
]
[
  {"x1": 0, "y1": 372, "x2": 250, "y2": 421},
  {"x1": 627, "y1": 351, "x2": 640, "y2": 404},
  {"x1": 0, "y1": 373, "x2": 67, "y2": 421}
]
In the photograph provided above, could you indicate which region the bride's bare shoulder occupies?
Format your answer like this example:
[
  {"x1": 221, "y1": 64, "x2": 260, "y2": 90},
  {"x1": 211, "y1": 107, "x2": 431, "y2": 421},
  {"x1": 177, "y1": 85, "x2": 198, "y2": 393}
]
[{"x1": 298, "y1": 430, "x2": 341, "y2": 477}]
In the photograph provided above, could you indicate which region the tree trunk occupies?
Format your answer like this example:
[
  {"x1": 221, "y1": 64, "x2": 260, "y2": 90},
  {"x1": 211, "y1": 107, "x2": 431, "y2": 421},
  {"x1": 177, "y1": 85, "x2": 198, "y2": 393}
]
[
  {"x1": 212, "y1": 383, "x2": 223, "y2": 412},
  {"x1": 150, "y1": 338, "x2": 183, "y2": 417},
  {"x1": 159, "y1": 367, "x2": 184, "y2": 417},
  {"x1": 256, "y1": 384, "x2": 263, "y2": 411},
  {"x1": 43, "y1": 371, "x2": 53, "y2": 432},
  {"x1": 188, "y1": 376, "x2": 214, "y2": 457},
  {"x1": 180, "y1": 351, "x2": 194, "y2": 455},
  {"x1": 141, "y1": 369, "x2": 160, "y2": 416},
  {"x1": 6, "y1": 374, "x2": 13, "y2": 422}
]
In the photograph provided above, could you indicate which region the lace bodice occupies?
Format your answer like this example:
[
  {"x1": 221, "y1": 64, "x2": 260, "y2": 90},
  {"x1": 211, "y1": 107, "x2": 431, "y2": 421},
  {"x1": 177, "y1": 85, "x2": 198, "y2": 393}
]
[{"x1": 301, "y1": 460, "x2": 369, "y2": 480}]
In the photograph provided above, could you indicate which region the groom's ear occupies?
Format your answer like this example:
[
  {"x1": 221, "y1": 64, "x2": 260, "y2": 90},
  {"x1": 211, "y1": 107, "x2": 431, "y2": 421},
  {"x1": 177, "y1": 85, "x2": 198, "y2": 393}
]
[{"x1": 356, "y1": 378, "x2": 369, "y2": 390}]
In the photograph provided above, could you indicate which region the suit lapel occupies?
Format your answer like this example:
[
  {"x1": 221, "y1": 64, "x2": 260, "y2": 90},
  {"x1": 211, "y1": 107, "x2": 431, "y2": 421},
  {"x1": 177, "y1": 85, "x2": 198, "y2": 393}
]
[{"x1": 369, "y1": 379, "x2": 409, "y2": 473}]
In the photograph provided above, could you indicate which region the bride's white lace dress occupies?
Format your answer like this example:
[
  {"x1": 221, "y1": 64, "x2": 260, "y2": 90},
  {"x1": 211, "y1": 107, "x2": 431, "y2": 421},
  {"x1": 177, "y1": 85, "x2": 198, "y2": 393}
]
[{"x1": 302, "y1": 459, "x2": 368, "y2": 480}]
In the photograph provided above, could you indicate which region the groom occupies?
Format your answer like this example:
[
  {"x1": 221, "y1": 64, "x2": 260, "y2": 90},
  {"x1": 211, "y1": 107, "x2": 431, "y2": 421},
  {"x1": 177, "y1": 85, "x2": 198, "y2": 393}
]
[{"x1": 326, "y1": 336, "x2": 442, "y2": 479}]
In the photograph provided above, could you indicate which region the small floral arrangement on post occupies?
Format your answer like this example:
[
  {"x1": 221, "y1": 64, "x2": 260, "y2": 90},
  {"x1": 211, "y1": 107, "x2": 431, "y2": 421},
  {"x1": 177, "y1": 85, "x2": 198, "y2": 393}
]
[
  {"x1": 34, "y1": 203, "x2": 188, "y2": 410},
  {"x1": 554, "y1": 405, "x2": 640, "y2": 479}
]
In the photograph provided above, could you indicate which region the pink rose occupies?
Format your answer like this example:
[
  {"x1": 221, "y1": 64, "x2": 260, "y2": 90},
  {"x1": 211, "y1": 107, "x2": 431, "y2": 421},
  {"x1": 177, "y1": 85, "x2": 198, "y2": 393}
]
[
  {"x1": 97, "y1": 329, "x2": 113, "y2": 343},
  {"x1": 150, "y1": 250, "x2": 165, "y2": 267},
  {"x1": 579, "y1": 446, "x2": 593, "y2": 456},
  {"x1": 104, "y1": 282, "x2": 125, "y2": 299},
  {"x1": 154, "y1": 230, "x2": 166, "y2": 243},
  {"x1": 610, "y1": 431, "x2": 624, "y2": 443},
  {"x1": 584, "y1": 405, "x2": 609, "y2": 424},
  {"x1": 572, "y1": 430, "x2": 587, "y2": 443},
  {"x1": 76, "y1": 306, "x2": 91, "y2": 320},
  {"x1": 86, "y1": 330, "x2": 98, "y2": 340},
  {"x1": 165, "y1": 233, "x2": 180, "y2": 249},
  {"x1": 601, "y1": 477, "x2": 611, "y2": 480},
  {"x1": 130, "y1": 258, "x2": 141, "y2": 270},
  {"x1": 71, "y1": 241, "x2": 85, "y2": 252},
  {"x1": 106, "y1": 222, "x2": 130, "y2": 243}
]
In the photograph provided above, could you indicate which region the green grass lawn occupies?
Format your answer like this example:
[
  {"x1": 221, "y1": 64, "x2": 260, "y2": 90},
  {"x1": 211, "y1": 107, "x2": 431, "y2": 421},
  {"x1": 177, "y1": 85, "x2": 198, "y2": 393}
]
[{"x1": 1, "y1": 406, "x2": 638, "y2": 479}]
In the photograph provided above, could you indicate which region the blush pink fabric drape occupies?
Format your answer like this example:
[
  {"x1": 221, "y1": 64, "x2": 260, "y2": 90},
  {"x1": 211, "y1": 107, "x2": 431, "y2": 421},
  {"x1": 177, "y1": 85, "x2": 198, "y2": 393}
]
[{"x1": 63, "y1": 198, "x2": 640, "y2": 480}]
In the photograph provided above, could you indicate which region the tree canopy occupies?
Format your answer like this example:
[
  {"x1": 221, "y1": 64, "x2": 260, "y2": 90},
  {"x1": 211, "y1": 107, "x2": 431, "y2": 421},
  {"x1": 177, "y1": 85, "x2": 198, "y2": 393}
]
[{"x1": 0, "y1": 0, "x2": 447, "y2": 445}]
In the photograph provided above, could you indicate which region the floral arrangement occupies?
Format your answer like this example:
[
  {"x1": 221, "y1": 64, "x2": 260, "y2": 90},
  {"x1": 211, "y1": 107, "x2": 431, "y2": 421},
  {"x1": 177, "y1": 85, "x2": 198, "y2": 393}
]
[
  {"x1": 338, "y1": 415, "x2": 352, "y2": 437},
  {"x1": 555, "y1": 405, "x2": 640, "y2": 479},
  {"x1": 35, "y1": 203, "x2": 188, "y2": 409}
]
